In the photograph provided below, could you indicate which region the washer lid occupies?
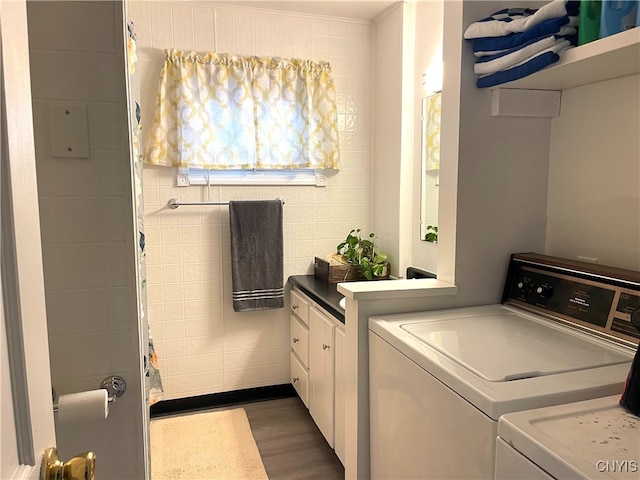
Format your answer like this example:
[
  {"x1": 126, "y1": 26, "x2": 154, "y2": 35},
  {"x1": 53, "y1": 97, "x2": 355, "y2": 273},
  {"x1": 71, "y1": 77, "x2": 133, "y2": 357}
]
[{"x1": 400, "y1": 313, "x2": 630, "y2": 382}]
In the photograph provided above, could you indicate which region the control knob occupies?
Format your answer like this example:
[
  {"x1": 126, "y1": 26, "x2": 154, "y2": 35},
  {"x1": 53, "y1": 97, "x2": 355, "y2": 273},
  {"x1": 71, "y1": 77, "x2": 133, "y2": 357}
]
[
  {"x1": 516, "y1": 279, "x2": 532, "y2": 293},
  {"x1": 535, "y1": 283, "x2": 554, "y2": 298}
]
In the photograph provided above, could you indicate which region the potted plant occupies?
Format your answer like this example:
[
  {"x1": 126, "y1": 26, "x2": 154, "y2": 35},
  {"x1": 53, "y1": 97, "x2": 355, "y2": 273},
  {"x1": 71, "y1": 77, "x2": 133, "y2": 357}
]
[
  {"x1": 335, "y1": 229, "x2": 389, "y2": 280},
  {"x1": 424, "y1": 225, "x2": 438, "y2": 243}
]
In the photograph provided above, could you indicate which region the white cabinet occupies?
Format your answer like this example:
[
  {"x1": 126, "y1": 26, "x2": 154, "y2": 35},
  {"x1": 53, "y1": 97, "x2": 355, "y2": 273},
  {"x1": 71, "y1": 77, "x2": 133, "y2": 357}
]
[
  {"x1": 309, "y1": 305, "x2": 336, "y2": 447},
  {"x1": 289, "y1": 289, "x2": 310, "y2": 406},
  {"x1": 289, "y1": 287, "x2": 345, "y2": 463},
  {"x1": 290, "y1": 288, "x2": 309, "y2": 324},
  {"x1": 291, "y1": 351, "x2": 309, "y2": 408},
  {"x1": 334, "y1": 324, "x2": 346, "y2": 465},
  {"x1": 291, "y1": 314, "x2": 309, "y2": 367}
]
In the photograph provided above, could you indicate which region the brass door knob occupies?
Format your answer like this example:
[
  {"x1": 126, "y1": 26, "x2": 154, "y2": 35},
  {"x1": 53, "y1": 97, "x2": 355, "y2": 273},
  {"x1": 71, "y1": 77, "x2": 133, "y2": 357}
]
[{"x1": 41, "y1": 447, "x2": 96, "y2": 480}]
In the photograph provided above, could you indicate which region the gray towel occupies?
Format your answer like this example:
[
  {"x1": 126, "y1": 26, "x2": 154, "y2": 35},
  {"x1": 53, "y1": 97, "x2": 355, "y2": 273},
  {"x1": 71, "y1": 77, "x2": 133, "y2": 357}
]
[{"x1": 229, "y1": 200, "x2": 284, "y2": 312}]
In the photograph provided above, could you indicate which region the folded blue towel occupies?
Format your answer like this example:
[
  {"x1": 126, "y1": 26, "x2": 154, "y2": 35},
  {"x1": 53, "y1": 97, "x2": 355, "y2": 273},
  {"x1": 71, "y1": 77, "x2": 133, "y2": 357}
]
[
  {"x1": 475, "y1": 36, "x2": 571, "y2": 75},
  {"x1": 471, "y1": 15, "x2": 576, "y2": 56},
  {"x1": 477, "y1": 50, "x2": 561, "y2": 88},
  {"x1": 464, "y1": 0, "x2": 579, "y2": 39}
]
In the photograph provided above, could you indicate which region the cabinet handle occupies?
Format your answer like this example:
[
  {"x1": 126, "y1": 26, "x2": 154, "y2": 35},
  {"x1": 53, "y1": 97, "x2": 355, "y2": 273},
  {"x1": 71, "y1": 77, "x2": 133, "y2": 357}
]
[
  {"x1": 292, "y1": 337, "x2": 299, "y2": 343},
  {"x1": 292, "y1": 304, "x2": 299, "y2": 310},
  {"x1": 322, "y1": 343, "x2": 330, "y2": 350},
  {"x1": 292, "y1": 377, "x2": 299, "y2": 383}
]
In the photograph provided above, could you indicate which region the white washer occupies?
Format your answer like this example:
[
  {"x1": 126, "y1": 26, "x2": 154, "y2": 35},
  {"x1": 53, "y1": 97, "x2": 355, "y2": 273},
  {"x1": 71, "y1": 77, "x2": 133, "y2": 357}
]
[
  {"x1": 496, "y1": 395, "x2": 640, "y2": 480},
  {"x1": 368, "y1": 253, "x2": 640, "y2": 480}
]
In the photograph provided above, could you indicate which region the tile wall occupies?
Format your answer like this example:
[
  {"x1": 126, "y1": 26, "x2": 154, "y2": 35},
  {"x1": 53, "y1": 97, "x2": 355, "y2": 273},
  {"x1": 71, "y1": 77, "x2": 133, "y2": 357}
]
[{"x1": 127, "y1": 1, "x2": 374, "y2": 400}]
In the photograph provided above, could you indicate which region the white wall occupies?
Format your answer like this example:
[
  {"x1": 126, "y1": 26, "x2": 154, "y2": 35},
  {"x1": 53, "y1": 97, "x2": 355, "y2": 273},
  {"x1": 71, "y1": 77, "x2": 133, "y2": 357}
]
[
  {"x1": 128, "y1": 1, "x2": 374, "y2": 400},
  {"x1": 372, "y1": 0, "x2": 443, "y2": 278},
  {"x1": 27, "y1": 2, "x2": 145, "y2": 478},
  {"x1": 438, "y1": 0, "x2": 552, "y2": 304},
  {"x1": 411, "y1": 0, "x2": 443, "y2": 274},
  {"x1": 372, "y1": 5, "x2": 404, "y2": 276},
  {"x1": 546, "y1": 74, "x2": 640, "y2": 270}
]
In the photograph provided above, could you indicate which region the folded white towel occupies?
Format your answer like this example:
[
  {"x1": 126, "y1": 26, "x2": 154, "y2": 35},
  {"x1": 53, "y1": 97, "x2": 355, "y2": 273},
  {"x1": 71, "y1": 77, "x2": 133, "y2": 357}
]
[
  {"x1": 464, "y1": 0, "x2": 574, "y2": 39},
  {"x1": 475, "y1": 36, "x2": 569, "y2": 75},
  {"x1": 478, "y1": 40, "x2": 572, "y2": 80},
  {"x1": 474, "y1": 25, "x2": 576, "y2": 57}
]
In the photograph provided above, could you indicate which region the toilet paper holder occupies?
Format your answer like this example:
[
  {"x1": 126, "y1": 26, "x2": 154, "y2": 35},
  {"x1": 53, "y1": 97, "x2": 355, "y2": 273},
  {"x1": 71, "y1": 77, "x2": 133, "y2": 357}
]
[{"x1": 52, "y1": 375, "x2": 127, "y2": 413}]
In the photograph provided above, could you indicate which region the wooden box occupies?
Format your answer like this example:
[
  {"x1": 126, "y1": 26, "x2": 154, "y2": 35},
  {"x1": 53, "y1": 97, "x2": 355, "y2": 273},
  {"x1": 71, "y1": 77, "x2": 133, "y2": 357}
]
[
  {"x1": 314, "y1": 257, "x2": 364, "y2": 283},
  {"x1": 314, "y1": 257, "x2": 389, "y2": 283}
]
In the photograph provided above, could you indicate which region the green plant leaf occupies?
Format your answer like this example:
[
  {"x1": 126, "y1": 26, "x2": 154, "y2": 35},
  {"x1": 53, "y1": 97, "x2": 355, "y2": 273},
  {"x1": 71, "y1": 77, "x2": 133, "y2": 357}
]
[{"x1": 335, "y1": 228, "x2": 388, "y2": 280}]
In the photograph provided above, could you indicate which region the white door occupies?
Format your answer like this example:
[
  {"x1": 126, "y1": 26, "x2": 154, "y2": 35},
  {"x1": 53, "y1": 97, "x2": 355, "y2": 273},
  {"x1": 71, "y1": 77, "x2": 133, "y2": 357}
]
[{"x1": 0, "y1": 1, "x2": 57, "y2": 479}]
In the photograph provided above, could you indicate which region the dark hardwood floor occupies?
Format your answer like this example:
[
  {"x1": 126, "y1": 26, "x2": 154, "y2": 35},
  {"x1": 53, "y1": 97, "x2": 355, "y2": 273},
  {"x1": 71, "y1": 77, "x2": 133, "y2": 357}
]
[{"x1": 243, "y1": 396, "x2": 345, "y2": 479}]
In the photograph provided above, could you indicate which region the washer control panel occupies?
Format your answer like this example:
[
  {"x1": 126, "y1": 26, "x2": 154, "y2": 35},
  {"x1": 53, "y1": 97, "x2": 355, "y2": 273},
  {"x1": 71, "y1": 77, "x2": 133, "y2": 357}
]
[{"x1": 503, "y1": 253, "x2": 640, "y2": 346}]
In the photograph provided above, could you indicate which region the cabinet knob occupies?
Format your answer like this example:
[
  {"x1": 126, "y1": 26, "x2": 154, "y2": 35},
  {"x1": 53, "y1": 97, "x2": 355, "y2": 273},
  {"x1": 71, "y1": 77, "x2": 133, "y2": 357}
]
[
  {"x1": 292, "y1": 337, "x2": 299, "y2": 343},
  {"x1": 292, "y1": 377, "x2": 299, "y2": 383},
  {"x1": 322, "y1": 343, "x2": 330, "y2": 350}
]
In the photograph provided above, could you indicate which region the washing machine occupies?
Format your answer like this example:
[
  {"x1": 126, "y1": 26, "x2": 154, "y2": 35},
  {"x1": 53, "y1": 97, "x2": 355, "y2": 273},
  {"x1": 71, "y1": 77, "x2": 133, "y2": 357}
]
[
  {"x1": 368, "y1": 253, "x2": 640, "y2": 480},
  {"x1": 495, "y1": 395, "x2": 640, "y2": 480}
]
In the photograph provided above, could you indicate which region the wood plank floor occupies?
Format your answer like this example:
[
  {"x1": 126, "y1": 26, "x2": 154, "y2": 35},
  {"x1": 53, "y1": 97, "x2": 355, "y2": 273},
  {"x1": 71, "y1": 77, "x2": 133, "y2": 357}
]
[{"x1": 243, "y1": 396, "x2": 345, "y2": 479}]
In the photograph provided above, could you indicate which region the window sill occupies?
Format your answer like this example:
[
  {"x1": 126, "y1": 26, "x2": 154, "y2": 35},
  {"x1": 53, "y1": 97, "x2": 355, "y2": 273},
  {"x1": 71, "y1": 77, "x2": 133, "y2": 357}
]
[{"x1": 177, "y1": 168, "x2": 327, "y2": 187}]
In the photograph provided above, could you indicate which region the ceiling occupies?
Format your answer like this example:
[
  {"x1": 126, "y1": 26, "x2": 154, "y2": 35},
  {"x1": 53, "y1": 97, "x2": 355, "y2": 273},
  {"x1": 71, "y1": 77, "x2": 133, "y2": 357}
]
[{"x1": 222, "y1": 1, "x2": 401, "y2": 21}]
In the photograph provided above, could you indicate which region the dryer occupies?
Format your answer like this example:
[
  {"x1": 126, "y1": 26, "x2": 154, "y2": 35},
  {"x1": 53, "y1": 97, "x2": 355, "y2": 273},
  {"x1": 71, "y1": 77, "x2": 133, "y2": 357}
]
[
  {"x1": 495, "y1": 395, "x2": 640, "y2": 480},
  {"x1": 368, "y1": 253, "x2": 639, "y2": 479}
]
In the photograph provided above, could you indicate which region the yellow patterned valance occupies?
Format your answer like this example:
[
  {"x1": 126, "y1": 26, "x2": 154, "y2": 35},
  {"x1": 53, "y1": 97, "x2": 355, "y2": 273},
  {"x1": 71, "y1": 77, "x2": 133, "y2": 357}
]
[
  {"x1": 144, "y1": 50, "x2": 340, "y2": 170},
  {"x1": 423, "y1": 92, "x2": 441, "y2": 171}
]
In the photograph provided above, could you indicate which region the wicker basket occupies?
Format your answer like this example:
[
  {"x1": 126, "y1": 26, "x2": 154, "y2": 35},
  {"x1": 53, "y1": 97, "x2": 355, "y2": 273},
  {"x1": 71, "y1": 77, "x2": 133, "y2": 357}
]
[{"x1": 314, "y1": 256, "x2": 389, "y2": 283}]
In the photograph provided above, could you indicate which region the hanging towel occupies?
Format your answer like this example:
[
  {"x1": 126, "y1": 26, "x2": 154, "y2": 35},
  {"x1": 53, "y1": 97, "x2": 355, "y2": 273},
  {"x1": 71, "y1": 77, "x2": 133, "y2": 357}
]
[{"x1": 229, "y1": 200, "x2": 284, "y2": 312}]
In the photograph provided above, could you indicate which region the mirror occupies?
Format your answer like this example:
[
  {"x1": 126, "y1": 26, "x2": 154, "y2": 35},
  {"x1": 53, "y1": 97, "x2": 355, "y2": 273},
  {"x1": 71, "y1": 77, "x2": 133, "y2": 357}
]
[{"x1": 420, "y1": 91, "x2": 441, "y2": 242}]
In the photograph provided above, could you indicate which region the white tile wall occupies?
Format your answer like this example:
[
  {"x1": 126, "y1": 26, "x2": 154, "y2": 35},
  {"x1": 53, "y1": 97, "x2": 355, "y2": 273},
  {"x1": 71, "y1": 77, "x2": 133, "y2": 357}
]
[
  {"x1": 128, "y1": 1, "x2": 373, "y2": 400},
  {"x1": 28, "y1": 1, "x2": 143, "y2": 478}
]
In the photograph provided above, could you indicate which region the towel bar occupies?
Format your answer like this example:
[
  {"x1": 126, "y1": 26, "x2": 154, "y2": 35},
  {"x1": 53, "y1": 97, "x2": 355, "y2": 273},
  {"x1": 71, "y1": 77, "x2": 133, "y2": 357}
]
[{"x1": 168, "y1": 197, "x2": 285, "y2": 209}]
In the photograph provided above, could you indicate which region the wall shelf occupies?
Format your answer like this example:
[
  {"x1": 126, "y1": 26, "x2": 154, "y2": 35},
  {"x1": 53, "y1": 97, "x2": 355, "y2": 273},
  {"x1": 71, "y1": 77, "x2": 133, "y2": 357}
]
[{"x1": 496, "y1": 28, "x2": 640, "y2": 91}]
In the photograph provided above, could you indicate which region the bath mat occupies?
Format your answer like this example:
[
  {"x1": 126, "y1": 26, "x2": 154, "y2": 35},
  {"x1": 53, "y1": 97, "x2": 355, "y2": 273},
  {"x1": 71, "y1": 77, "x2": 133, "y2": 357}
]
[{"x1": 150, "y1": 408, "x2": 268, "y2": 480}]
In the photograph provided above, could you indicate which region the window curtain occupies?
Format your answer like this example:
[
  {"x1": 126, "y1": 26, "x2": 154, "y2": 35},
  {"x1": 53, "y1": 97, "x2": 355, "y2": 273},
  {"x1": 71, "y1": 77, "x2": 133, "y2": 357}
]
[
  {"x1": 423, "y1": 92, "x2": 441, "y2": 171},
  {"x1": 145, "y1": 50, "x2": 340, "y2": 170}
]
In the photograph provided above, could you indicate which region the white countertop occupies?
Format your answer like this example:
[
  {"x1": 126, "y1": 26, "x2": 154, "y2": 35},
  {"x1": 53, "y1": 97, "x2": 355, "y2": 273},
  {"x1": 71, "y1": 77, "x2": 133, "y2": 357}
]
[{"x1": 337, "y1": 277, "x2": 457, "y2": 301}]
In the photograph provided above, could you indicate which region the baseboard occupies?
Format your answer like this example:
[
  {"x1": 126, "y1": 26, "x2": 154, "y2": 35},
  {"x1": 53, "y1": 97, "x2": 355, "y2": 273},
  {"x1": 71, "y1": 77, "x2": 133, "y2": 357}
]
[{"x1": 150, "y1": 383, "x2": 296, "y2": 418}]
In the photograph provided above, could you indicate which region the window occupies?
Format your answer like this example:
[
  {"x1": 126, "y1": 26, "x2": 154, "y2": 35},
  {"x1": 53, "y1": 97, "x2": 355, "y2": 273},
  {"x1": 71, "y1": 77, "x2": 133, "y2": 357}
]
[{"x1": 144, "y1": 50, "x2": 340, "y2": 183}]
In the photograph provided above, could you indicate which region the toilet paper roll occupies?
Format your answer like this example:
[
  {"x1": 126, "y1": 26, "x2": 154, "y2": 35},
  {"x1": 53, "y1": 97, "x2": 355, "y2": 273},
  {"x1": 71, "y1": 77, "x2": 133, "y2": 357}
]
[{"x1": 57, "y1": 389, "x2": 109, "y2": 424}]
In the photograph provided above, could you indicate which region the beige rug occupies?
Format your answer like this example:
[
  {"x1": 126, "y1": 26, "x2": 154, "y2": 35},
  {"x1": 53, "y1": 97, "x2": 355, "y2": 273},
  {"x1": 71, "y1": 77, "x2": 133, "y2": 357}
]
[{"x1": 150, "y1": 408, "x2": 269, "y2": 480}]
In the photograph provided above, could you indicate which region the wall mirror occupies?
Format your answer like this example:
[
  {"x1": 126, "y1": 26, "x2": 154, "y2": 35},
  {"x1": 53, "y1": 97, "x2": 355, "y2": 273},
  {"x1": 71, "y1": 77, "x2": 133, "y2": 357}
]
[{"x1": 420, "y1": 91, "x2": 441, "y2": 242}]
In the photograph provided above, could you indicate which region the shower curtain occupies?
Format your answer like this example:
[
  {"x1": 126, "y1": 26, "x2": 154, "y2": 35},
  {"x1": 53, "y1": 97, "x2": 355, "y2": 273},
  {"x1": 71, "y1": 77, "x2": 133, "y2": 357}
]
[{"x1": 128, "y1": 20, "x2": 163, "y2": 406}]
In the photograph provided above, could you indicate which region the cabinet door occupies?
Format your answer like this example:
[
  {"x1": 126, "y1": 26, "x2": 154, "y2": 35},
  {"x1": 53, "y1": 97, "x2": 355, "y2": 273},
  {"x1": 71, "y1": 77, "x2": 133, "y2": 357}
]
[
  {"x1": 309, "y1": 306, "x2": 335, "y2": 447},
  {"x1": 334, "y1": 325, "x2": 346, "y2": 465}
]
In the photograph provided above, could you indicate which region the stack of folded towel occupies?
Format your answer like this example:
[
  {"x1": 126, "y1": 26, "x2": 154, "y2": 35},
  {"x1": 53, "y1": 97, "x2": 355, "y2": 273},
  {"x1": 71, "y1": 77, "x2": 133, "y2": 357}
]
[{"x1": 464, "y1": 0, "x2": 580, "y2": 88}]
